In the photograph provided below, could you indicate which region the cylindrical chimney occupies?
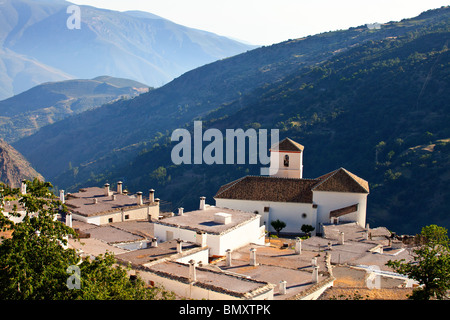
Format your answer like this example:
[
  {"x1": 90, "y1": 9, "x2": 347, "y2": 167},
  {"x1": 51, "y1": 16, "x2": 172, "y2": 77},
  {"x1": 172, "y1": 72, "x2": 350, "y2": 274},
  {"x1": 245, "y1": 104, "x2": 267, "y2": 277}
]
[
  {"x1": 104, "y1": 183, "x2": 110, "y2": 197},
  {"x1": 178, "y1": 207, "x2": 184, "y2": 216},
  {"x1": 149, "y1": 189, "x2": 155, "y2": 202},
  {"x1": 136, "y1": 192, "x2": 143, "y2": 205},
  {"x1": 60, "y1": 190, "x2": 65, "y2": 204},
  {"x1": 189, "y1": 260, "x2": 197, "y2": 282},
  {"x1": 312, "y1": 266, "x2": 320, "y2": 283},
  {"x1": 21, "y1": 180, "x2": 27, "y2": 195},
  {"x1": 177, "y1": 239, "x2": 183, "y2": 254},
  {"x1": 65, "y1": 212, "x2": 72, "y2": 228},
  {"x1": 117, "y1": 181, "x2": 123, "y2": 194},
  {"x1": 295, "y1": 237, "x2": 302, "y2": 255},
  {"x1": 339, "y1": 232, "x2": 345, "y2": 245},
  {"x1": 226, "y1": 249, "x2": 232, "y2": 267},
  {"x1": 279, "y1": 280, "x2": 287, "y2": 295},
  {"x1": 199, "y1": 196, "x2": 206, "y2": 210},
  {"x1": 250, "y1": 248, "x2": 257, "y2": 266},
  {"x1": 151, "y1": 238, "x2": 158, "y2": 248}
]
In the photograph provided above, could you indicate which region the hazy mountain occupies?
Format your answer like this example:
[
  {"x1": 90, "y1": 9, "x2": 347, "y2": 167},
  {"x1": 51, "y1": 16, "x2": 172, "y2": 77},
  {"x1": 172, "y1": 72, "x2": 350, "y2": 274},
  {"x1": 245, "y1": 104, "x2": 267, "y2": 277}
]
[
  {"x1": 0, "y1": 139, "x2": 43, "y2": 188},
  {"x1": 0, "y1": 76, "x2": 150, "y2": 143},
  {"x1": 0, "y1": 0, "x2": 255, "y2": 100},
  {"x1": 13, "y1": 7, "x2": 450, "y2": 235}
]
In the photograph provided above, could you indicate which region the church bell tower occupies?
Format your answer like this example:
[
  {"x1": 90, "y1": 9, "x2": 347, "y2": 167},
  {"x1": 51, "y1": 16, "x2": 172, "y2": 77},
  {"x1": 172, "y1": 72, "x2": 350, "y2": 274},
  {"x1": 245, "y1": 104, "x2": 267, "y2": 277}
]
[{"x1": 269, "y1": 138, "x2": 304, "y2": 179}]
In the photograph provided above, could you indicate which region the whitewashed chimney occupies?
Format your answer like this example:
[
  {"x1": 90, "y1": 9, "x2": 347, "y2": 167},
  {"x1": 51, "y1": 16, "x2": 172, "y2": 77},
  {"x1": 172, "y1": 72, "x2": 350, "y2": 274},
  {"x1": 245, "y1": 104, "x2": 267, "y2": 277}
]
[
  {"x1": 21, "y1": 180, "x2": 27, "y2": 195},
  {"x1": 149, "y1": 189, "x2": 155, "y2": 202},
  {"x1": 117, "y1": 181, "x2": 123, "y2": 194},
  {"x1": 339, "y1": 232, "x2": 345, "y2": 245},
  {"x1": 60, "y1": 190, "x2": 65, "y2": 204},
  {"x1": 295, "y1": 237, "x2": 302, "y2": 255},
  {"x1": 312, "y1": 266, "x2": 320, "y2": 283},
  {"x1": 226, "y1": 249, "x2": 232, "y2": 267},
  {"x1": 151, "y1": 238, "x2": 158, "y2": 248},
  {"x1": 279, "y1": 280, "x2": 287, "y2": 295},
  {"x1": 311, "y1": 257, "x2": 317, "y2": 267},
  {"x1": 199, "y1": 196, "x2": 206, "y2": 210},
  {"x1": 250, "y1": 248, "x2": 257, "y2": 266},
  {"x1": 65, "y1": 212, "x2": 72, "y2": 228},
  {"x1": 196, "y1": 231, "x2": 207, "y2": 248},
  {"x1": 189, "y1": 260, "x2": 197, "y2": 282},
  {"x1": 177, "y1": 239, "x2": 183, "y2": 254},
  {"x1": 104, "y1": 183, "x2": 110, "y2": 196},
  {"x1": 93, "y1": 198, "x2": 98, "y2": 204},
  {"x1": 136, "y1": 192, "x2": 143, "y2": 205},
  {"x1": 178, "y1": 207, "x2": 184, "y2": 216}
]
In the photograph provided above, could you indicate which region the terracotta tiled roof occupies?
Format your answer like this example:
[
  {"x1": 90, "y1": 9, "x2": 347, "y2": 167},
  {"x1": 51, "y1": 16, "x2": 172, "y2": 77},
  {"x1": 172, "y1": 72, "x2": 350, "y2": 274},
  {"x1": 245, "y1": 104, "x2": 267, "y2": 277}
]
[
  {"x1": 270, "y1": 138, "x2": 304, "y2": 152},
  {"x1": 214, "y1": 176, "x2": 318, "y2": 203},
  {"x1": 313, "y1": 168, "x2": 369, "y2": 194},
  {"x1": 215, "y1": 168, "x2": 369, "y2": 203}
]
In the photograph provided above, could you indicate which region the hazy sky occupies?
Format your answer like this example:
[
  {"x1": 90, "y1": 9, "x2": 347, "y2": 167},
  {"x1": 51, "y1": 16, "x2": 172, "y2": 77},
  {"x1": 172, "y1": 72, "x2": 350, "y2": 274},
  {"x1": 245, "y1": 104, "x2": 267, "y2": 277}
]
[{"x1": 70, "y1": 0, "x2": 449, "y2": 45}]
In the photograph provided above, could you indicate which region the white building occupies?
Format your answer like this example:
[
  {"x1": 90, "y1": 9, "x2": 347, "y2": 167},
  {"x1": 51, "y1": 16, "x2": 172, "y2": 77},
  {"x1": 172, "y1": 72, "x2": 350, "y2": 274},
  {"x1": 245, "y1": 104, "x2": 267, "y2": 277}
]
[
  {"x1": 64, "y1": 182, "x2": 160, "y2": 225},
  {"x1": 153, "y1": 202, "x2": 266, "y2": 257},
  {"x1": 214, "y1": 138, "x2": 369, "y2": 236}
]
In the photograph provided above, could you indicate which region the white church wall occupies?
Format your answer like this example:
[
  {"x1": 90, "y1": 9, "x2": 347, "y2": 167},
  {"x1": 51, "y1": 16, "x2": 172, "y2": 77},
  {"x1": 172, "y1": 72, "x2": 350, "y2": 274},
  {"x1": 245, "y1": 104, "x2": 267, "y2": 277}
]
[
  {"x1": 313, "y1": 191, "x2": 367, "y2": 229},
  {"x1": 215, "y1": 198, "x2": 316, "y2": 235}
]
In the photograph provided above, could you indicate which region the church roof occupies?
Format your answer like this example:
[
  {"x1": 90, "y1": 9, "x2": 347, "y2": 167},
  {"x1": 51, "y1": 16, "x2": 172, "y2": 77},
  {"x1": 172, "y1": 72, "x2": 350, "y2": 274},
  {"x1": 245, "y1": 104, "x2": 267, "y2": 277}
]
[
  {"x1": 215, "y1": 176, "x2": 318, "y2": 204},
  {"x1": 270, "y1": 138, "x2": 304, "y2": 152},
  {"x1": 214, "y1": 168, "x2": 369, "y2": 203},
  {"x1": 313, "y1": 168, "x2": 369, "y2": 194}
]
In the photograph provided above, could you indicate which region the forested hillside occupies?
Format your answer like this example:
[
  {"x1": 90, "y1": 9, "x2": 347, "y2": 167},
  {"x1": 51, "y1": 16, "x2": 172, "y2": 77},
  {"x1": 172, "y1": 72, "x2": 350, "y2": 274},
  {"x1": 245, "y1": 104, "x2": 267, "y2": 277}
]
[{"x1": 14, "y1": 6, "x2": 450, "y2": 235}]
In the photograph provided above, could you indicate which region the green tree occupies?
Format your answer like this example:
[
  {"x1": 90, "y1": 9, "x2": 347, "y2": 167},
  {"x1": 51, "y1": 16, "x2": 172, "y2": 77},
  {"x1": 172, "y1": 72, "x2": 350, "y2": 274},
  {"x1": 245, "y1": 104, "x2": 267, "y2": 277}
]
[
  {"x1": 270, "y1": 219, "x2": 286, "y2": 237},
  {"x1": 301, "y1": 224, "x2": 315, "y2": 238},
  {"x1": 0, "y1": 180, "x2": 174, "y2": 300},
  {"x1": 386, "y1": 225, "x2": 450, "y2": 300}
]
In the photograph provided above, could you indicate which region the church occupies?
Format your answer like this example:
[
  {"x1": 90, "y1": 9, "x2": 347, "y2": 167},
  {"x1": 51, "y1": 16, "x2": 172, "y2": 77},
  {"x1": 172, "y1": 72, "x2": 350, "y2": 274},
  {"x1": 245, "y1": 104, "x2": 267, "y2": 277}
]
[{"x1": 214, "y1": 138, "x2": 369, "y2": 236}]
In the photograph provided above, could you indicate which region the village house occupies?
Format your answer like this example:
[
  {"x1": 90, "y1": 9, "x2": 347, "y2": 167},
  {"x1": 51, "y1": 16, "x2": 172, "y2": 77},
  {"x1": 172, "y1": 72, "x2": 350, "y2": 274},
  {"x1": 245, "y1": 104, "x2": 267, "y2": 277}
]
[
  {"x1": 153, "y1": 199, "x2": 266, "y2": 257},
  {"x1": 63, "y1": 182, "x2": 160, "y2": 225},
  {"x1": 214, "y1": 138, "x2": 369, "y2": 235}
]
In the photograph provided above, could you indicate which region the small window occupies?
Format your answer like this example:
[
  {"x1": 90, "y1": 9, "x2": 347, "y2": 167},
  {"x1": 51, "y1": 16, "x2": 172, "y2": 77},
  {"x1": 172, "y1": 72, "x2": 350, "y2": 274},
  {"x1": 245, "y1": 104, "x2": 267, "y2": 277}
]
[
  {"x1": 108, "y1": 218, "x2": 113, "y2": 223},
  {"x1": 284, "y1": 154, "x2": 290, "y2": 167},
  {"x1": 302, "y1": 213, "x2": 307, "y2": 219},
  {"x1": 125, "y1": 215, "x2": 130, "y2": 220},
  {"x1": 264, "y1": 207, "x2": 270, "y2": 212}
]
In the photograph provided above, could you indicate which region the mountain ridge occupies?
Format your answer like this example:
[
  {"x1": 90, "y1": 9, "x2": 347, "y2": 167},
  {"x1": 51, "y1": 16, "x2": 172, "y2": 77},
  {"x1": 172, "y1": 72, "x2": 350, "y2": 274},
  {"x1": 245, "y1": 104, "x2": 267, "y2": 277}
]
[
  {"x1": 12, "y1": 6, "x2": 450, "y2": 235},
  {"x1": 0, "y1": 0, "x2": 255, "y2": 100},
  {"x1": 0, "y1": 76, "x2": 150, "y2": 143}
]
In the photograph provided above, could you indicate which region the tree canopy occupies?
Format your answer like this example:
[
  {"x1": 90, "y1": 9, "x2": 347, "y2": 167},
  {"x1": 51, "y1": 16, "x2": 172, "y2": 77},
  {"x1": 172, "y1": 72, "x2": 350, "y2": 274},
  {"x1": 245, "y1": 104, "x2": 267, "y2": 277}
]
[
  {"x1": 386, "y1": 225, "x2": 450, "y2": 300},
  {"x1": 0, "y1": 179, "x2": 174, "y2": 300}
]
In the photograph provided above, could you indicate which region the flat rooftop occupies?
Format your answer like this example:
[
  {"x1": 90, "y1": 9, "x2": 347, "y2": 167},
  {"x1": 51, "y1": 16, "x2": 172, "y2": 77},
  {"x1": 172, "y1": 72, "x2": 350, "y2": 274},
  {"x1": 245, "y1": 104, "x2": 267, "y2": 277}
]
[
  {"x1": 214, "y1": 242, "x2": 329, "y2": 300},
  {"x1": 65, "y1": 187, "x2": 157, "y2": 217},
  {"x1": 147, "y1": 260, "x2": 274, "y2": 299},
  {"x1": 154, "y1": 206, "x2": 259, "y2": 235},
  {"x1": 115, "y1": 240, "x2": 202, "y2": 266}
]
